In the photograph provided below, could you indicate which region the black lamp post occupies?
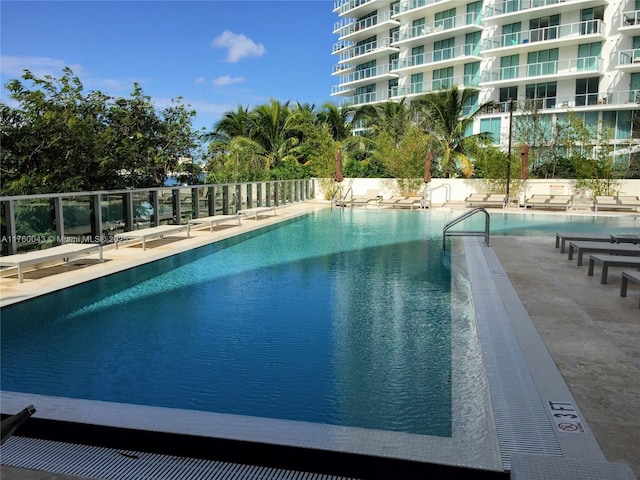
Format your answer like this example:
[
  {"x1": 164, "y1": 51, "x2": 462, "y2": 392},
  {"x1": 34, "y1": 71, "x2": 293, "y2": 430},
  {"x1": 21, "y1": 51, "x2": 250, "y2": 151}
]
[{"x1": 506, "y1": 98, "x2": 514, "y2": 201}]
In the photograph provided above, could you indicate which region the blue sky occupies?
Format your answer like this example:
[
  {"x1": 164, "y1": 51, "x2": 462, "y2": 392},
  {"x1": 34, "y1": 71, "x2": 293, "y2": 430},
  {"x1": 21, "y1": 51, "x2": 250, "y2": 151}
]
[{"x1": 0, "y1": 0, "x2": 339, "y2": 132}]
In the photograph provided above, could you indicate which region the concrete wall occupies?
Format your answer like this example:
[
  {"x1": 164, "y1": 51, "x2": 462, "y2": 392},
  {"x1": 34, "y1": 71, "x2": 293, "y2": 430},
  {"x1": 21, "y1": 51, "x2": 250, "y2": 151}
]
[{"x1": 314, "y1": 178, "x2": 640, "y2": 204}]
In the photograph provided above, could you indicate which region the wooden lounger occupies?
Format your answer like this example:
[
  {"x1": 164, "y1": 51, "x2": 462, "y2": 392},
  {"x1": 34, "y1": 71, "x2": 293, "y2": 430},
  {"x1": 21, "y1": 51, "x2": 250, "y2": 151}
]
[
  {"x1": 238, "y1": 206, "x2": 277, "y2": 219},
  {"x1": 568, "y1": 241, "x2": 640, "y2": 266},
  {"x1": 187, "y1": 214, "x2": 241, "y2": 236},
  {"x1": 620, "y1": 270, "x2": 640, "y2": 308},
  {"x1": 114, "y1": 224, "x2": 187, "y2": 250},
  {"x1": 0, "y1": 243, "x2": 103, "y2": 283},
  {"x1": 587, "y1": 254, "x2": 640, "y2": 284},
  {"x1": 555, "y1": 232, "x2": 611, "y2": 253}
]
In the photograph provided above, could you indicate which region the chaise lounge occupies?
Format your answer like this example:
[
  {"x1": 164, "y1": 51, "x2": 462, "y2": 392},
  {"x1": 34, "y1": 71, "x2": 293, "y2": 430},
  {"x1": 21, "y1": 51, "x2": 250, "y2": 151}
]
[
  {"x1": 114, "y1": 224, "x2": 188, "y2": 250},
  {"x1": 524, "y1": 194, "x2": 573, "y2": 211},
  {"x1": 238, "y1": 206, "x2": 277, "y2": 219},
  {"x1": 0, "y1": 243, "x2": 103, "y2": 283},
  {"x1": 464, "y1": 193, "x2": 507, "y2": 208},
  {"x1": 587, "y1": 254, "x2": 640, "y2": 284},
  {"x1": 187, "y1": 214, "x2": 242, "y2": 236},
  {"x1": 351, "y1": 189, "x2": 381, "y2": 208},
  {"x1": 555, "y1": 232, "x2": 612, "y2": 253},
  {"x1": 594, "y1": 196, "x2": 640, "y2": 212},
  {"x1": 567, "y1": 240, "x2": 640, "y2": 266},
  {"x1": 620, "y1": 270, "x2": 640, "y2": 307}
]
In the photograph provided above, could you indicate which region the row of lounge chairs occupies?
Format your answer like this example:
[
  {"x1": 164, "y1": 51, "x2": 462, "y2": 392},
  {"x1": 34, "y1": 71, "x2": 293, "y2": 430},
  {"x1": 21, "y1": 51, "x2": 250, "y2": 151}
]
[
  {"x1": 464, "y1": 194, "x2": 640, "y2": 211},
  {"x1": 0, "y1": 209, "x2": 279, "y2": 283},
  {"x1": 556, "y1": 232, "x2": 640, "y2": 307},
  {"x1": 335, "y1": 190, "x2": 424, "y2": 209}
]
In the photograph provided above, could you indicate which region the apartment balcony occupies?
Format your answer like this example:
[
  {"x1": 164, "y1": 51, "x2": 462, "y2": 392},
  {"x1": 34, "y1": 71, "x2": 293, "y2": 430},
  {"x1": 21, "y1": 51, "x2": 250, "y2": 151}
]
[
  {"x1": 337, "y1": 64, "x2": 398, "y2": 88},
  {"x1": 484, "y1": 0, "x2": 602, "y2": 22},
  {"x1": 482, "y1": 20, "x2": 605, "y2": 52},
  {"x1": 480, "y1": 56, "x2": 604, "y2": 86},
  {"x1": 391, "y1": 45, "x2": 482, "y2": 74},
  {"x1": 332, "y1": 63, "x2": 355, "y2": 75},
  {"x1": 335, "y1": 10, "x2": 400, "y2": 41},
  {"x1": 390, "y1": 75, "x2": 480, "y2": 99},
  {"x1": 331, "y1": 84, "x2": 355, "y2": 96},
  {"x1": 392, "y1": 12, "x2": 483, "y2": 48},
  {"x1": 334, "y1": 0, "x2": 377, "y2": 17},
  {"x1": 341, "y1": 89, "x2": 392, "y2": 107},
  {"x1": 618, "y1": 49, "x2": 640, "y2": 72},
  {"x1": 337, "y1": 37, "x2": 399, "y2": 63},
  {"x1": 620, "y1": 10, "x2": 640, "y2": 34},
  {"x1": 489, "y1": 90, "x2": 640, "y2": 112}
]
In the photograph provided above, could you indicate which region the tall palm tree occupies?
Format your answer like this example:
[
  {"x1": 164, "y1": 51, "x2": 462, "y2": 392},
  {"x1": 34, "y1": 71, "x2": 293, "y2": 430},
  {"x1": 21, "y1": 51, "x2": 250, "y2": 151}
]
[
  {"x1": 358, "y1": 98, "x2": 413, "y2": 145},
  {"x1": 315, "y1": 103, "x2": 354, "y2": 142},
  {"x1": 204, "y1": 105, "x2": 251, "y2": 154},
  {"x1": 414, "y1": 86, "x2": 493, "y2": 177}
]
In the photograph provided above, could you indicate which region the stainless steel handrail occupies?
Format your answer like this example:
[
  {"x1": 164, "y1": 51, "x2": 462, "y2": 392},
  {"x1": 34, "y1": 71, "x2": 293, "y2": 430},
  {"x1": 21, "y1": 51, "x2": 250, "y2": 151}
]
[{"x1": 442, "y1": 207, "x2": 490, "y2": 250}]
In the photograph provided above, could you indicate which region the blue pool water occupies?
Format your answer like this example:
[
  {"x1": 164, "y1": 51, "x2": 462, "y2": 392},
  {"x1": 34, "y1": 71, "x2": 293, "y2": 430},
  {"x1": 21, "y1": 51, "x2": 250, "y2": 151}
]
[{"x1": 1, "y1": 210, "x2": 638, "y2": 436}]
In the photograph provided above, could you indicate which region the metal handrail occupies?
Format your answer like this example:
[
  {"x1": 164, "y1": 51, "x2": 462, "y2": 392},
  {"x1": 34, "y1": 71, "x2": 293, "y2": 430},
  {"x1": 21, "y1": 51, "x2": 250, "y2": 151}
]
[
  {"x1": 425, "y1": 184, "x2": 451, "y2": 208},
  {"x1": 330, "y1": 185, "x2": 343, "y2": 210},
  {"x1": 442, "y1": 207, "x2": 490, "y2": 250}
]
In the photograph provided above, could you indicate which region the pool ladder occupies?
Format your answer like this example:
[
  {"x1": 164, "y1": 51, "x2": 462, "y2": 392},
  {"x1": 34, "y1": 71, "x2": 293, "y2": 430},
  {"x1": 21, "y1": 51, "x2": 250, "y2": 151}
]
[{"x1": 442, "y1": 208, "x2": 490, "y2": 250}]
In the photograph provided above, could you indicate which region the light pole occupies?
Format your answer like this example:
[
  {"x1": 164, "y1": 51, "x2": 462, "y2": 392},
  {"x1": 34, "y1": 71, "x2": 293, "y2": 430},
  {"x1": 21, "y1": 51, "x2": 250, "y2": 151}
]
[{"x1": 506, "y1": 98, "x2": 514, "y2": 201}]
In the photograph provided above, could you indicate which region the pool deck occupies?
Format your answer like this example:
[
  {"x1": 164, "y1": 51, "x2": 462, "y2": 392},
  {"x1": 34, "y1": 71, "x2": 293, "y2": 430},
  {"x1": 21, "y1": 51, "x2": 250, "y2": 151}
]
[{"x1": 1, "y1": 201, "x2": 639, "y2": 479}]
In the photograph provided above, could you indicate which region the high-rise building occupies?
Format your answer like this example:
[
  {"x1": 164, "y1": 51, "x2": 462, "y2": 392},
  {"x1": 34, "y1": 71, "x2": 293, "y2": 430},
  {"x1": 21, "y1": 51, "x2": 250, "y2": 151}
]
[{"x1": 331, "y1": 0, "x2": 640, "y2": 156}]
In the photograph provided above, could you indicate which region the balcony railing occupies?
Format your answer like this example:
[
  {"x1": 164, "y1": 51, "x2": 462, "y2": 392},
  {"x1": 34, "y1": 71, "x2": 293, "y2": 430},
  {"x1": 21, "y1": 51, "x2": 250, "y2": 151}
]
[
  {"x1": 487, "y1": 90, "x2": 640, "y2": 113},
  {"x1": 342, "y1": 89, "x2": 391, "y2": 107},
  {"x1": 392, "y1": 44, "x2": 481, "y2": 71},
  {"x1": 338, "y1": 37, "x2": 397, "y2": 62},
  {"x1": 0, "y1": 180, "x2": 314, "y2": 255},
  {"x1": 336, "y1": 10, "x2": 397, "y2": 38},
  {"x1": 393, "y1": 0, "x2": 440, "y2": 16},
  {"x1": 335, "y1": 0, "x2": 373, "y2": 15},
  {"x1": 621, "y1": 10, "x2": 640, "y2": 27},
  {"x1": 619, "y1": 48, "x2": 640, "y2": 66},
  {"x1": 338, "y1": 64, "x2": 396, "y2": 85},
  {"x1": 481, "y1": 56, "x2": 603, "y2": 83},
  {"x1": 485, "y1": 0, "x2": 563, "y2": 18},
  {"x1": 393, "y1": 12, "x2": 482, "y2": 42},
  {"x1": 483, "y1": 20, "x2": 604, "y2": 50},
  {"x1": 391, "y1": 76, "x2": 480, "y2": 97}
]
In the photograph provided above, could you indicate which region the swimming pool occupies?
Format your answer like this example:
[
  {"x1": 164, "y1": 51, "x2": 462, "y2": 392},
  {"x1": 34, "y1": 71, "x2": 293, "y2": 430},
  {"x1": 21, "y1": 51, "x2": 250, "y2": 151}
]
[{"x1": 1, "y1": 210, "x2": 638, "y2": 440}]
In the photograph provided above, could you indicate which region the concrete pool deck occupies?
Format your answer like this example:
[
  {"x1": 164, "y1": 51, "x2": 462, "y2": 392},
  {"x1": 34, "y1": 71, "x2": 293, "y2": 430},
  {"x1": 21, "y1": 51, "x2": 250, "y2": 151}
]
[{"x1": 1, "y1": 201, "x2": 639, "y2": 479}]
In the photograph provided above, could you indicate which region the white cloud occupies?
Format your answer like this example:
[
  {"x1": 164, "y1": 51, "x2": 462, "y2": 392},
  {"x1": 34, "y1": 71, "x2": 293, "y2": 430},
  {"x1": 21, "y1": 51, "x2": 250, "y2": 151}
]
[
  {"x1": 212, "y1": 75, "x2": 245, "y2": 87},
  {"x1": 194, "y1": 76, "x2": 206, "y2": 85},
  {"x1": 211, "y1": 30, "x2": 266, "y2": 63},
  {"x1": 0, "y1": 55, "x2": 85, "y2": 79}
]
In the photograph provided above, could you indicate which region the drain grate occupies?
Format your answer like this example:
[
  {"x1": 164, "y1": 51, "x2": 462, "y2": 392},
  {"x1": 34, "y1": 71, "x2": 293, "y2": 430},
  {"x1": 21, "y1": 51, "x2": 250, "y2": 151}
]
[{"x1": 1, "y1": 436, "x2": 358, "y2": 480}]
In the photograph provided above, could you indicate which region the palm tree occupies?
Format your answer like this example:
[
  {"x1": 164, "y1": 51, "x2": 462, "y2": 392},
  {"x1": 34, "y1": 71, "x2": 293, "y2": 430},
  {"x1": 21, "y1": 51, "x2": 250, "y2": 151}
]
[
  {"x1": 204, "y1": 105, "x2": 251, "y2": 154},
  {"x1": 357, "y1": 98, "x2": 413, "y2": 145},
  {"x1": 414, "y1": 86, "x2": 493, "y2": 177},
  {"x1": 315, "y1": 103, "x2": 354, "y2": 142}
]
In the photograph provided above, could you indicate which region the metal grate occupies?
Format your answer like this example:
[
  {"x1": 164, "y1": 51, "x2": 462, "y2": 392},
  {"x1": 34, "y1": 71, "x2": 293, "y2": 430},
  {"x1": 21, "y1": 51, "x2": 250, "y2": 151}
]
[{"x1": 1, "y1": 436, "x2": 358, "y2": 480}]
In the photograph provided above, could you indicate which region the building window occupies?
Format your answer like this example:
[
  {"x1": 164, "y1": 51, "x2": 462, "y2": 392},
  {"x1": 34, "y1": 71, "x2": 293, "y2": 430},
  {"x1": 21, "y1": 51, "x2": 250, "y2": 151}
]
[
  {"x1": 501, "y1": 54, "x2": 519, "y2": 80},
  {"x1": 434, "y1": 37, "x2": 455, "y2": 61},
  {"x1": 412, "y1": 17, "x2": 425, "y2": 38},
  {"x1": 356, "y1": 85, "x2": 376, "y2": 104},
  {"x1": 412, "y1": 45, "x2": 425, "y2": 67},
  {"x1": 525, "y1": 81, "x2": 557, "y2": 109},
  {"x1": 527, "y1": 48, "x2": 558, "y2": 77},
  {"x1": 464, "y1": 61, "x2": 480, "y2": 87},
  {"x1": 466, "y1": 1, "x2": 482, "y2": 25},
  {"x1": 503, "y1": 22, "x2": 522, "y2": 46},
  {"x1": 465, "y1": 31, "x2": 481, "y2": 56},
  {"x1": 435, "y1": 8, "x2": 456, "y2": 30},
  {"x1": 577, "y1": 42, "x2": 601, "y2": 71},
  {"x1": 580, "y1": 6, "x2": 604, "y2": 34},
  {"x1": 462, "y1": 92, "x2": 479, "y2": 117},
  {"x1": 433, "y1": 67, "x2": 454, "y2": 90},
  {"x1": 575, "y1": 77, "x2": 599, "y2": 106},
  {"x1": 529, "y1": 15, "x2": 559, "y2": 42},
  {"x1": 389, "y1": 78, "x2": 399, "y2": 97},
  {"x1": 411, "y1": 73, "x2": 423, "y2": 94},
  {"x1": 480, "y1": 117, "x2": 501, "y2": 144}
]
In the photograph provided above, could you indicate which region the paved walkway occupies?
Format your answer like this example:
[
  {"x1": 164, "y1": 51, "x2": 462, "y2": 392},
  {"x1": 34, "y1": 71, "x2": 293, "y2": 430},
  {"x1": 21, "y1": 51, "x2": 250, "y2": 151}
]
[{"x1": 1, "y1": 202, "x2": 638, "y2": 478}]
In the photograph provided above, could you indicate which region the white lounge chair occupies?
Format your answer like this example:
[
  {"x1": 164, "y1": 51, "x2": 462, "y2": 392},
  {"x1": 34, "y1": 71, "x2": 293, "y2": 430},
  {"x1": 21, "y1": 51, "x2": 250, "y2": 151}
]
[
  {"x1": 464, "y1": 193, "x2": 507, "y2": 208},
  {"x1": 620, "y1": 271, "x2": 640, "y2": 308},
  {"x1": 114, "y1": 224, "x2": 188, "y2": 250},
  {"x1": 525, "y1": 194, "x2": 573, "y2": 211},
  {"x1": 0, "y1": 243, "x2": 103, "y2": 283},
  {"x1": 595, "y1": 196, "x2": 640, "y2": 212},
  {"x1": 394, "y1": 196, "x2": 423, "y2": 210},
  {"x1": 238, "y1": 206, "x2": 277, "y2": 219},
  {"x1": 187, "y1": 214, "x2": 242, "y2": 236},
  {"x1": 567, "y1": 241, "x2": 640, "y2": 266},
  {"x1": 351, "y1": 189, "x2": 380, "y2": 208},
  {"x1": 587, "y1": 254, "x2": 640, "y2": 284},
  {"x1": 379, "y1": 196, "x2": 405, "y2": 207}
]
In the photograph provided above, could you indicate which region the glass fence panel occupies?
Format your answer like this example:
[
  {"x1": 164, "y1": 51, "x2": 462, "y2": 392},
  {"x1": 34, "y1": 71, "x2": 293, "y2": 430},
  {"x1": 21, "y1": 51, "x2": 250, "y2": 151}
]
[
  {"x1": 13, "y1": 199, "x2": 56, "y2": 252},
  {"x1": 196, "y1": 187, "x2": 209, "y2": 217},
  {"x1": 178, "y1": 188, "x2": 193, "y2": 223},
  {"x1": 155, "y1": 189, "x2": 174, "y2": 226},
  {"x1": 134, "y1": 191, "x2": 155, "y2": 229},
  {"x1": 62, "y1": 196, "x2": 93, "y2": 242},
  {"x1": 102, "y1": 194, "x2": 126, "y2": 236}
]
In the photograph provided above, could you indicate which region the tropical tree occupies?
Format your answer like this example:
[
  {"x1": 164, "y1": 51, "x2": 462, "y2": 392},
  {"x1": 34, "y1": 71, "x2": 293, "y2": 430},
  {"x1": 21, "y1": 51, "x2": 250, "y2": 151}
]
[{"x1": 413, "y1": 86, "x2": 493, "y2": 178}]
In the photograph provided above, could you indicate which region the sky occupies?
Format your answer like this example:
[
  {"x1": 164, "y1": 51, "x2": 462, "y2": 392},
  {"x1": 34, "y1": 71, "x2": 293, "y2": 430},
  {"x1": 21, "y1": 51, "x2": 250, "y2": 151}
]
[{"x1": 0, "y1": 0, "x2": 339, "y2": 132}]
